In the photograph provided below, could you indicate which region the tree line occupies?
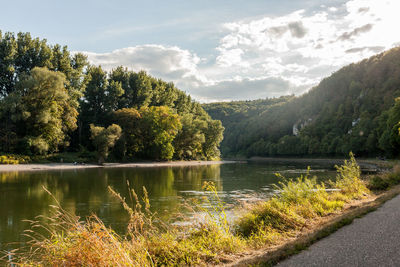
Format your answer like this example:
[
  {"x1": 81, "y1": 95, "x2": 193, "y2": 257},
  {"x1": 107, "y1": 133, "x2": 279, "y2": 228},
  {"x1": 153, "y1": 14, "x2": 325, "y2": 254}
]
[
  {"x1": 0, "y1": 31, "x2": 223, "y2": 161},
  {"x1": 204, "y1": 47, "x2": 400, "y2": 158}
]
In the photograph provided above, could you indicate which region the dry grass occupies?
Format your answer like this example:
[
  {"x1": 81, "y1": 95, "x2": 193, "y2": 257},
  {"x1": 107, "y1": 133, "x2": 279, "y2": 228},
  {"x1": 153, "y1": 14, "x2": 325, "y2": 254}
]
[
  {"x1": 236, "y1": 152, "x2": 370, "y2": 248},
  {"x1": 4, "y1": 153, "x2": 372, "y2": 266}
]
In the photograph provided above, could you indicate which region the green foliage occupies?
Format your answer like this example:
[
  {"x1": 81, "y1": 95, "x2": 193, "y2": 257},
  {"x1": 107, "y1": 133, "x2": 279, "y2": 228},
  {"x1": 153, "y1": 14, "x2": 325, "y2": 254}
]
[
  {"x1": 0, "y1": 31, "x2": 224, "y2": 161},
  {"x1": 0, "y1": 154, "x2": 30, "y2": 164},
  {"x1": 113, "y1": 106, "x2": 182, "y2": 160},
  {"x1": 113, "y1": 108, "x2": 143, "y2": 158},
  {"x1": 173, "y1": 113, "x2": 206, "y2": 160},
  {"x1": 332, "y1": 152, "x2": 369, "y2": 199},
  {"x1": 368, "y1": 176, "x2": 391, "y2": 191},
  {"x1": 0, "y1": 31, "x2": 87, "y2": 99},
  {"x1": 204, "y1": 47, "x2": 400, "y2": 158},
  {"x1": 80, "y1": 66, "x2": 124, "y2": 126},
  {"x1": 139, "y1": 106, "x2": 182, "y2": 160},
  {"x1": 202, "y1": 119, "x2": 224, "y2": 160},
  {"x1": 77, "y1": 59, "x2": 223, "y2": 162},
  {"x1": 0, "y1": 67, "x2": 78, "y2": 154},
  {"x1": 90, "y1": 124, "x2": 122, "y2": 163},
  {"x1": 368, "y1": 164, "x2": 400, "y2": 191}
]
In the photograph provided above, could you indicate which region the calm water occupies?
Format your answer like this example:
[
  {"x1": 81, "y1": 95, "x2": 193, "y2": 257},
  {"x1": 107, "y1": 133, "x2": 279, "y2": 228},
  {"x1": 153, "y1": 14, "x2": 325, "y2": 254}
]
[{"x1": 0, "y1": 161, "x2": 338, "y2": 250}]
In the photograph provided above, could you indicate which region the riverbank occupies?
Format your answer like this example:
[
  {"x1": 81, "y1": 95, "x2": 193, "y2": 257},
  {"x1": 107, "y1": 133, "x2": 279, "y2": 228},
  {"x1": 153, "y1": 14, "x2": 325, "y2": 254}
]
[
  {"x1": 228, "y1": 183, "x2": 400, "y2": 266},
  {"x1": 225, "y1": 160, "x2": 400, "y2": 266},
  {"x1": 0, "y1": 154, "x2": 390, "y2": 173},
  {"x1": 4, "y1": 154, "x2": 382, "y2": 266},
  {"x1": 276, "y1": 186, "x2": 400, "y2": 266},
  {"x1": 0, "y1": 160, "x2": 233, "y2": 172},
  {"x1": 248, "y1": 156, "x2": 391, "y2": 172}
]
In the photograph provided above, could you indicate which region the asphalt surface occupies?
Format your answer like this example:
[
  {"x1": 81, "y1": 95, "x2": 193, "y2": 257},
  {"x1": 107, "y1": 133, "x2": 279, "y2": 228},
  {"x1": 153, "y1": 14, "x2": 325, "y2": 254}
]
[{"x1": 277, "y1": 194, "x2": 400, "y2": 267}]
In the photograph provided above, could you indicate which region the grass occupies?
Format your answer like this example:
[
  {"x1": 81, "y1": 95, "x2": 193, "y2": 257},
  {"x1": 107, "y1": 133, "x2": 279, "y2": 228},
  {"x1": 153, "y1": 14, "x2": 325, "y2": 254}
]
[
  {"x1": 236, "y1": 153, "x2": 369, "y2": 248},
  {"x1": 3, "y1": 153, "x2": 374, "y2": 266},
  {"x1": 368, "y1": 164, "x2": 400, "y2": 191}
]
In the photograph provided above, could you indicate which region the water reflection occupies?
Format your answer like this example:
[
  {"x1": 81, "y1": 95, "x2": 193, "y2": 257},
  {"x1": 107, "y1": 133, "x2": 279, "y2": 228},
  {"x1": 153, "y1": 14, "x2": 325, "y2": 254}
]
[{"x1": 0, "y1": 161, "x2": 336, "y2": 250}]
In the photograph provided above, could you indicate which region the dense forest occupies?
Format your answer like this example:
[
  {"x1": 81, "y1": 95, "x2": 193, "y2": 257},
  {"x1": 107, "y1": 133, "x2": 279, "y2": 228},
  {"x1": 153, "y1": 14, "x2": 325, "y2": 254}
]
[
  {"x1": 204, "y1": 47, "x2": 400, "y2": 158},
  {"x1": 3, "y1": 30, "x2": 400, "y2": 161},
  {"x1": 0, "y1": 31, "x2": 224, "y2": 162}
]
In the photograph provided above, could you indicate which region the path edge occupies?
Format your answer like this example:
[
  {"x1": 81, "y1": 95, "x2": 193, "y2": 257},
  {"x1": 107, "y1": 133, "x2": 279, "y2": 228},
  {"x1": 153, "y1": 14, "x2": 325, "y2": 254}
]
[{"x1": 227, "y1": 185, "x2": 400, "y2": 267}]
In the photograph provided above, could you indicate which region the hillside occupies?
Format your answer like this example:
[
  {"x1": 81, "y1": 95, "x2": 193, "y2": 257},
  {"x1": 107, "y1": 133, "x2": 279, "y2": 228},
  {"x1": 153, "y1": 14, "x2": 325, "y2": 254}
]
[{"x1": 204, "y1": 47, "x2": 400, "y2": 158}]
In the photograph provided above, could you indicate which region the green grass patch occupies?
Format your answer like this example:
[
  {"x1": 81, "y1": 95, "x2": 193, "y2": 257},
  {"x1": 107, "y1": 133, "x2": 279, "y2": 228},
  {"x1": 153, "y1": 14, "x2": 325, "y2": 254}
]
[{"x1": 368, "y1": 164, "x2": 400, "y2": 191}]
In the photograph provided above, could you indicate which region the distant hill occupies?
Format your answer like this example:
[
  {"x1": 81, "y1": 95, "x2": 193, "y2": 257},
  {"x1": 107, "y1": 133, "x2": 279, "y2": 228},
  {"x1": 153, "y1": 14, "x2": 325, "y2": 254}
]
[{"x1": 203, "y1": 47, "x2": 400, "y2": 158}]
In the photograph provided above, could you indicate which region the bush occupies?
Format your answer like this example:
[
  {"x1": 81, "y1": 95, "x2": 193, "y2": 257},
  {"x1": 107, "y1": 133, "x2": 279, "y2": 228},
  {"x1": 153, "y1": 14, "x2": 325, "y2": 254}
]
[
  {"x1": 368, "y1": 176, "x2": 390, "y2": 191},
  {"x1": 0, "y1": 154, "x2": 31, "y2": 164},
  {"x1": 368, "y1": 164, "x2": 400, "y2": 191}
]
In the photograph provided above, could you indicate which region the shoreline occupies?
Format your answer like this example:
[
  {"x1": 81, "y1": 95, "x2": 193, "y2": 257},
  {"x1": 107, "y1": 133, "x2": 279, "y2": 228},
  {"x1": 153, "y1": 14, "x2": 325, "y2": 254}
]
[
  {"x1": 0, "y1": 156, "x2": 389, "y2": 172},
  {"x1": 0, "y1": 160, "x2": 236, "y2": 172},
  {"x1": 226, "y1": 184, "x2": 400, "y2": 266},
  {"x1": 247, "y1": 156, "x2": 390, "y2": 171}
]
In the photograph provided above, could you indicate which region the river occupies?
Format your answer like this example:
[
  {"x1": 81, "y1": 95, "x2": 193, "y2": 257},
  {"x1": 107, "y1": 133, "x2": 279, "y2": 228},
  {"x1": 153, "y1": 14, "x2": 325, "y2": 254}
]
[{"x1": 0, "y1": 160, "x2": 338, "y2": 251}]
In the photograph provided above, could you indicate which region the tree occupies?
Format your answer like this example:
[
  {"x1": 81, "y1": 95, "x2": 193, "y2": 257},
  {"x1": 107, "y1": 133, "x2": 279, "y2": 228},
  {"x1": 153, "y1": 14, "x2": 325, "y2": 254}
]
[
  {"x1": 0, "y1": 31, "x2": 226, "y2": 159},
  {"x1": 113, "y1": 108, "x2": 143, "y2": 158},
  {"x1": 173, "y1": 114, "x2": 206, "y2": 160},
  {"x1": 0, "y1": 67, "x2": 78, "y2": 154},
  {"x1": 0, "y1": 31, "x2": 88, "y2": 98},
  {"x1": 202, "y1": 119, "x2": 224, "y2": 160},
  {"x1": 90, "y1": 124, "x2": 122, "y2": 163},
  {"x1": 139, "y1": 106, "x2": 182, "y2": 160}
]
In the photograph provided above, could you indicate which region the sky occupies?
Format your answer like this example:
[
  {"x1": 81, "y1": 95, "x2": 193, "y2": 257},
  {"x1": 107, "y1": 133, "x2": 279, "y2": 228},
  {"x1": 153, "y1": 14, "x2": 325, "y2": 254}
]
[{"x1": 1, "y1": 0, "x2": 400, "y2": 102}]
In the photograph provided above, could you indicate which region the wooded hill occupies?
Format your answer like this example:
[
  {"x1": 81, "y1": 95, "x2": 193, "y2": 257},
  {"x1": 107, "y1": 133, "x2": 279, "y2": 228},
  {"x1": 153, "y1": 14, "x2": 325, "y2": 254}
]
[
  {"x1": 204, "y1": 47, "x2": 400, "y2": 158},
  {"x1": 0, "y1": 31, "x2": 223, "y2": 161}
]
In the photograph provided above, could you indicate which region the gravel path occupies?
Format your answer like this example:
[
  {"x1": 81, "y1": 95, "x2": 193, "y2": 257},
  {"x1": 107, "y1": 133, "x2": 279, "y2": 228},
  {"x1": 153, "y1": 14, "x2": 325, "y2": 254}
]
[{"x1": 277, "y1": 194, "x2": 400, "y2": 267}]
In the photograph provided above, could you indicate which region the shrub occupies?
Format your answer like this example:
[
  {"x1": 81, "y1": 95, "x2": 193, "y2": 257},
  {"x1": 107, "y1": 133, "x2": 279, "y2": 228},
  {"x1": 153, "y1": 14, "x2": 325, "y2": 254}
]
[
  {"x1": 368, "y1": 176, "x2": 390, "y2": 190},
  {"x1": 368, "y1": 164, "x2": 400, "y2": 191},
  {"x1": 0, "y1": 154, "x2": 31, "y2": 164},
  {"x1": 332, "y1": 152, "x2": 369, "y2": 199}
]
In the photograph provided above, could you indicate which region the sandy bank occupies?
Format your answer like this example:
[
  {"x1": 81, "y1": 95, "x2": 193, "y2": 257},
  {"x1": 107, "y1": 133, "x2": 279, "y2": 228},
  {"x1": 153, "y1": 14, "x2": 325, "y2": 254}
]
[
  {"x1": 248, "y1": 156, "x2": 389, "y2": 171},
  {"x1": 0, "y1": 163, "x2": 100, "y2": 172},
  {"x1": 102, "y1": 160, "x2": 234, "y2": 168},
  {"x1": 0, "y1": 161, "x2": 235, "y2": 172}
]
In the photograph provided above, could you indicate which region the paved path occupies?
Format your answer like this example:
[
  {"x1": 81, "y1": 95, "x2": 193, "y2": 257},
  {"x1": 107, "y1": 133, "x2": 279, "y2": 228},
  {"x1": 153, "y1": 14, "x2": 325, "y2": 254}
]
[{"x1": 277, "y1": 194, "x2": 400, "y2": 267}]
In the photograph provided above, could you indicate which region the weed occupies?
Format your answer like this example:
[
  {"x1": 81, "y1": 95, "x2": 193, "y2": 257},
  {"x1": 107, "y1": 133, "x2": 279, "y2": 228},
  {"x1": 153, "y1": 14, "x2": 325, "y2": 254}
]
[
  {"x1": 368, "y1": 164, "x2": 400, "y2": 191},
  {"x1": 7, "y1": 153, "x2": 373, "y2": 266},
  {"x1": 237, "y1": 152, "x2": 369, "y2": 249}
]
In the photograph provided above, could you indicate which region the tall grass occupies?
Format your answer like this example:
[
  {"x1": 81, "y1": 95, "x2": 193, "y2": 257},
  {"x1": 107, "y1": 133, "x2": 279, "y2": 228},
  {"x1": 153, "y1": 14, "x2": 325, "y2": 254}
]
[
  {"x1": 236, "y1": 152, "x2": 369, "y2": 248},
  {"x1": 5, "y1": 153, "x2": 371, "y2": 266}
]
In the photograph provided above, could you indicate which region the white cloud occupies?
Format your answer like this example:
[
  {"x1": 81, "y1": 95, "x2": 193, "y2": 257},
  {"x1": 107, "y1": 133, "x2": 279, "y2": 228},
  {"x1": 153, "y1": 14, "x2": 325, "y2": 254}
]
[
  {"x1": 82, "y1": 45, "x2": 206, "y2": 84},
  {"x1": 81, "y1": 0, "x2": 400, "y2": 102},
  {"x1": 190, "y1": 76, "x2": 300, "y2": 102},
  {"x1": 214, "y1": 0, "x2": 400, "y2": 93},
  {"x1": 216, "y1": 48, "x2": 248, "y2": 67}
]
